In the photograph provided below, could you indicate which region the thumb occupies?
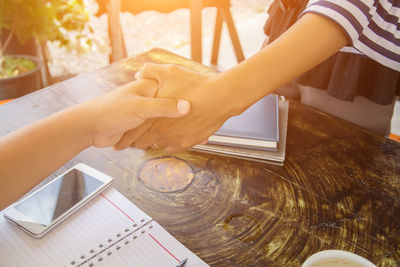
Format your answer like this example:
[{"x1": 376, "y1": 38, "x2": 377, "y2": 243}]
[{"x1": 134, "y1": 97, "x2": 190, "y2": 119}]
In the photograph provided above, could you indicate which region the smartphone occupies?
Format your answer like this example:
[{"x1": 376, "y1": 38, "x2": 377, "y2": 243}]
[{"x1": 4, "y1": 163, "x2": 113, "y2": 238}]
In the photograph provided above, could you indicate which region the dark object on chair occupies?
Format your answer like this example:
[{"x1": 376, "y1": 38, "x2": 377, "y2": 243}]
[{"x1": 96, "y1": 0, "x2": 244, "y2": 64}]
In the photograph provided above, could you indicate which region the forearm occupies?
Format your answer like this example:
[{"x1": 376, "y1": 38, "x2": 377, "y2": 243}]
[
  {"x1": 0, "y1": 105, "x2": 91, "y2": 209},
  {"x1": 208, "y1": 13, "x2": 349, "y2": 112}
]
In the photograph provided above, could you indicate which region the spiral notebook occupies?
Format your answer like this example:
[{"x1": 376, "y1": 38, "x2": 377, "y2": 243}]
[{"x1": 0, "y1": 187, "x2": 209, "y2": 267}]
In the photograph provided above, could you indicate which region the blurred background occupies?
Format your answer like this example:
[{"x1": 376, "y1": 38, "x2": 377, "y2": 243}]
[{"x1": 48, "y1": 0, "x2": 269, "y2": 78}]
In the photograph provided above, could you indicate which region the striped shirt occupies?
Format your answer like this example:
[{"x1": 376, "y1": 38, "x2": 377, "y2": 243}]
[{"x1": 302, "y1": 0, "x2": 400, "y2": 71}]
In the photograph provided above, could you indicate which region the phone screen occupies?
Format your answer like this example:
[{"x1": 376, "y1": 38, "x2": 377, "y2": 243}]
[{"x1": 14, "y1": 169, "x2": 104, "y2": 226}]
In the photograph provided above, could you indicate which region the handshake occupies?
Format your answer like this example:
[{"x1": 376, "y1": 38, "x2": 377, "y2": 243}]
[{"x1": 90, "y1": 63, "x2": 231, "y2": 153}]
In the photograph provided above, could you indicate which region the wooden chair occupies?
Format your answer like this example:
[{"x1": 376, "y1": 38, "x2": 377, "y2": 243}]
[{"x1": 98, "y1": 0, "x2": 244, "y2": 65}]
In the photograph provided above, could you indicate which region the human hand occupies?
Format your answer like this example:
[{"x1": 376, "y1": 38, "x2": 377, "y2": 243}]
[
  {"x1": 77, "y1": 79, "x2": 190, "y2": 148},
  {"x1": 113, "y1": 63, "x2": 243, "y2": 153}
]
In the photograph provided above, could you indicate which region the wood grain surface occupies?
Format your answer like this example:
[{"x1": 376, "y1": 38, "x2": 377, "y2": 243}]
[{"x1": 0, "y1": 49, "x2": 399, "y2": 266}]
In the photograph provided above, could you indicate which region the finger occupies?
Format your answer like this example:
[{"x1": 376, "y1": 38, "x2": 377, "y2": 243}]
[
  {"x1": 135, "y1": 63, "x2": 169, "y2": 83},
  {"x1": 199, "y1": 139, "x2": 208, "y2": 145},
  {"x1": 137, "y1": 63, "x2": 215, "y2": 80},
  {"x1": 134, "y1": 122, "x2": 163, "y2": 150},
  {"x1": 137, "y1": 63, "x2": 203, "y2": 87},
  {"x1": 120, "y1": 79, "x2": 158, "y2": 98},
  {"x1": 137, "y1": 125, "x2": 205, "y2": 151},
  {"x1": 133, "y1": 97, "x2": 190, "y2": 119},
  {"x1": 113, "y1": 120, "x2": 154, "y2": 150},
  {"x1": 135, "y1": 120, "x2": 190, "y2": 150},
  {"x1": 176, "y1": 131, "x2": 216, "y2": 149},
  {"x1": 154, "y1": 135, "x2": 185, "y2": 149}
]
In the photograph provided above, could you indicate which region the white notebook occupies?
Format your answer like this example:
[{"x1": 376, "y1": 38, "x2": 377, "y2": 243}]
[{"x1": 0, "y1": 187, "x2": 209, "y2": 267}]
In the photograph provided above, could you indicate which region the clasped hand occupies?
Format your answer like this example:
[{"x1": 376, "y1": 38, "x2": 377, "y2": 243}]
[
  {"x1": 80, "y1": 78, "x2": 190, "y2": 148},
  {"x1": 114, "y1": 63, "x2": 240, "y2": 153}
]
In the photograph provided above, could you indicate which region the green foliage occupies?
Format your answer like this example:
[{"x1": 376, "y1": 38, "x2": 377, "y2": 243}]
[
  {"x1": 0, "y1": 56, "x2": 37, "y2": 78},
  {"x1": 0, "y1": 0, "x2": 91, "y2": 48}
]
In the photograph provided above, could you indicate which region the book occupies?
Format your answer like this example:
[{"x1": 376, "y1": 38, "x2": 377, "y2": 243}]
[
  {"x1": 193, "y1": 98, "x2": 288, "y2": 166},
  {"x1": 208, "y1": 94, "x2": 279, "y2": 151},
  {"x1": 0, "y1": 187, "x2": 209, "y2": 267}
]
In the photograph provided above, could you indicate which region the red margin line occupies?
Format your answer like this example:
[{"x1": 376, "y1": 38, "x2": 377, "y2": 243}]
[
  {"x1": 100, "y1": 193, "x2": 135, "y2": 223},
  {"x1": 148, "y1": 233, "x2": 180, "y2": 262}
]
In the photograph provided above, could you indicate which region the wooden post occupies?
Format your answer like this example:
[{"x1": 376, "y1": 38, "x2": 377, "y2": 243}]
[
  {"x1": 210, "y1": 6, "x2": 223, "y2": 66},
  {"x1": 220, "y1": 2, "x2": 244, "y2": 63},
  {"x1": 190, "y1": 0, "x2": 203, "y2": 63},
  {"x1": 107, "y1": 0, "x2": 127, "y2": 63},
  {"x1": 39, "y1": 41, "x2": 51, "y2": 86}
]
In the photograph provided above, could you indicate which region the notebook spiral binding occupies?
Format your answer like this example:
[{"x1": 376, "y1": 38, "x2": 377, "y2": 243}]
[{"x1": 70, "y1": 218, "x2": 154, "y2": 267}]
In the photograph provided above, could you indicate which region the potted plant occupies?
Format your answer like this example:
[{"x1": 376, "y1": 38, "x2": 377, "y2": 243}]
[{"x1": 0, "y1": 0, "x2": 93, "y2": 100}]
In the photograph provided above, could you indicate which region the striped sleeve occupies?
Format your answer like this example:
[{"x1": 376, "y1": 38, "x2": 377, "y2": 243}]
[{"x1": 302, "y1": 0, "x2": 400, "y2": 71}]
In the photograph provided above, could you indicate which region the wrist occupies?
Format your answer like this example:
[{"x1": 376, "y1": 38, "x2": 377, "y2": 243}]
[
  {"x1": 60, "y1": 104, "x2": 94, "y2": 149},
  {"x1": 206, "y1": 70, "x2": 264, "y2": 117}
]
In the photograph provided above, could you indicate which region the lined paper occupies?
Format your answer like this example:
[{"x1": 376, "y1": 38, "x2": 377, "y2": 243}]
[{"x1": 0, "y1": 188, "x2": 208, "y2": 267}]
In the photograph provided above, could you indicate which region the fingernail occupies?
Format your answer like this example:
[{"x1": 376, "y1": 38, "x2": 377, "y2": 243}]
[
  {"x1": 200, "y1": 139, "x2": 208, "y2": 145},
  {"x1": 134, "y1": 71, "x2": 141, "y2": 79},
  {"x1": 112, "y1": 146, "x2": 122, "y2": 151},
  {"x1": 177, "y1": 100, "x2": 190, "y2": 114}
]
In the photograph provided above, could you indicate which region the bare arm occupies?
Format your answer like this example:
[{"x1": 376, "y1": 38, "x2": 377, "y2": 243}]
[
  {"x1": 114, "y1": 13, "x2": 349, "y2": 152},
  {"x1": 213, "y1": 12, "x2": 349, "y2": 109},
  {"x1": 0, "y1": 79, "x2": 190, "y2": 209}
]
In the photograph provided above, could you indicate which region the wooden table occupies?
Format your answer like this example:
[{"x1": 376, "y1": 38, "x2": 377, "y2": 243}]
[{"x1": 0, "y1": 49, "x2": 399, "y2": 266}]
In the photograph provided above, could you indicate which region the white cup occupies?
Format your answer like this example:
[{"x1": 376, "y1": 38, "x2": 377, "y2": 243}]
[{"x1": 302, "y1": 250, "x2": 376, "y2": 267}]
